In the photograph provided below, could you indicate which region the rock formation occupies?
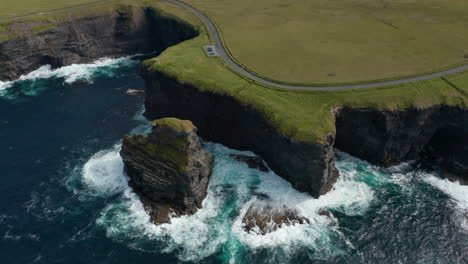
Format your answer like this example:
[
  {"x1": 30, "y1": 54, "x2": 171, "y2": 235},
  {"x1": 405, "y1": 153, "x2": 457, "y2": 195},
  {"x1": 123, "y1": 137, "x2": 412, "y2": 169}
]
[
  {"x1": 142, "y1": 69, "x2": 339, "y2": 198},
  {"x1": 142, "y1": 68, "x2": 467, "y2": 197},
  {"x1": 230, "y1": 154, "x2": 269, "y2": 172},
  {"x1": 242, "y1": 202, "x2": 310, "y2": 235},
  {"x1": 120, "y1": 117, "x2": 214, "y2": 224}
]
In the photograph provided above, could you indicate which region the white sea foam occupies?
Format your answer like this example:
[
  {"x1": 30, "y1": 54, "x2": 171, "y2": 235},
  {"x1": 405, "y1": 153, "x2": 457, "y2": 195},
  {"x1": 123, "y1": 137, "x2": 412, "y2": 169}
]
[
  {"x1": 86, "y1": 143, "x2": 377, "y2": 263},
  {"x1": 231, "y1": 155, "x2": 374, "y2": 253},
  {"x1": 0, "y1": 80, "x2": 13, "y2": 90},
  {"x1": 423, "y1": 174, "x2": 468, "y2": 230},
  {"x1": 423, "y1": 174, "x2": 468, "y2": 208},
  {"x1": 81, "y1": 144, "x2": 127, "y2": 196},
  {"x1": 0, "y1": 57, "x2": 136, "y2": 91}
]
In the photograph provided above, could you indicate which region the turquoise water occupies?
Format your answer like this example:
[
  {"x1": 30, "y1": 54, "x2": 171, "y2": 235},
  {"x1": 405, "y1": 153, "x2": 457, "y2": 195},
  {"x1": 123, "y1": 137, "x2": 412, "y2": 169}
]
[{"x1": 0, "y1": 58, "x2": 467, "y2": 263}]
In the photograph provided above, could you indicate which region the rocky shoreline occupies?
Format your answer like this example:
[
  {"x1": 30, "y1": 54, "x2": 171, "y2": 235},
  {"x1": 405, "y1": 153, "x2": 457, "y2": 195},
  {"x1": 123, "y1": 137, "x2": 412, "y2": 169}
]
[
  {"x1": 142, "y1": 69, "x2": 339, "y2": 198},
  {"x1": 1, "y1": 5, "x2": 466, "y2": 202},
  {"x1": 142, "y1": 68, "x2": 468, "y2": 196}
]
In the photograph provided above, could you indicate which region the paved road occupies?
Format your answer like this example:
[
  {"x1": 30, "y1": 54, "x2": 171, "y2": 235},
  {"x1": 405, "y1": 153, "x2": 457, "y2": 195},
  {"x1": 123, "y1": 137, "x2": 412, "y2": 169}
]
[
  {"x1": 3, "y1": 0, "x2": 468, "y2": 91},
  {"x1": 164, "y1": 0, "x2": 468, "y2": 91}
]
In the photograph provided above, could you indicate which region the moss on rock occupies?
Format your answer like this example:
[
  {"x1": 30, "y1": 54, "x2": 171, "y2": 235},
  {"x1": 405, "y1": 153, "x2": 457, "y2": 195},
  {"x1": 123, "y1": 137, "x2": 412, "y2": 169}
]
[
  {"x1": 124, "y1": 133, "x2": 189, "y2": 171},
  {"x1": 152, "y1": 117, "x2": 196, "y2": 133}
]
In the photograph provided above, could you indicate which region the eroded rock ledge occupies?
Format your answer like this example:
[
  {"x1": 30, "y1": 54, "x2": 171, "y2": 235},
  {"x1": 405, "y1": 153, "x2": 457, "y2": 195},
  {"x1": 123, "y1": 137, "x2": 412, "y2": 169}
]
[
  {"x1": 120, "y1": 118, "x2": 214, "y2": 223},
  {"x1": 243, "y1": 202, "x2": 310, "y2": 235}
]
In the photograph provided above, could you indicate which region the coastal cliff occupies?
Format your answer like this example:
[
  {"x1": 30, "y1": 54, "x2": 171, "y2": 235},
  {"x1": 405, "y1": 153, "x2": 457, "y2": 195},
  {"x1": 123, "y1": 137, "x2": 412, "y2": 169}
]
[
  {"x1": 142, "y1": 69, "x2": 339, "y2": 198},
  {"x1": 335, "y1": 106, "x2": 468, "y2": 181},
  {"x1": 120, "y1": 118, "x2": 214, "y2": 223},
  {"x1": 142, "y1": 68, "x2": 468, "y2": 194},
  {"x1": 1, "y1": 2, "x2": 466, "y2": 199},
  {"x1": 0, "y1": 6, "x2": 197, "y2": 81}
]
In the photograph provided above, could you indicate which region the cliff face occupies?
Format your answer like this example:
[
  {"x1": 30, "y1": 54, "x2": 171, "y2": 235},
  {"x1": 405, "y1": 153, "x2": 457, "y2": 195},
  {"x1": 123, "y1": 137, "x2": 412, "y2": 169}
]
[
  {"x1": 120, "y1": 118, "x2": 214, "y2": 224},
  {"x1": 0, "y1": 7, "x2": 198, "y2": 81},
  {"x1": 142, "y1": 69, "x2": 339, "y2": 198},
  {"x1": 142, "y1": 68, "x2": 468, "y2": 195},
  {"x1": 335, "y1": 106, "x2": 468, "y2": 180}
]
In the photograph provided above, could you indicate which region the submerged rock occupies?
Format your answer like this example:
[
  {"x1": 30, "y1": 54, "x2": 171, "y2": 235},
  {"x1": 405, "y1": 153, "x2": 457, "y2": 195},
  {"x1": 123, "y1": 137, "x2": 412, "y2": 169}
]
[
  {"x1": 230, "y1": 154, "x2": 269, "y2": 172},
  {"x1": 120, "y1": 117, "x2": 214, "y2": 224},
  {"x1": 126, "y1": 89, "x2": 145, "y2": 96},
  {"x1": 242, "y1": 202, "x2": 310, "y2": 235},
  {"x1": 318, "y1": 208, "x2": 334, "y2": 218}
]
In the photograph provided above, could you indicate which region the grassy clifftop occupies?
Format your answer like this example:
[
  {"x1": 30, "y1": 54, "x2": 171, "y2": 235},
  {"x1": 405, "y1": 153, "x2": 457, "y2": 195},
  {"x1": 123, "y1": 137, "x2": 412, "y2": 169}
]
[
  {"x1": 0, "y1": 0, "x2": 201, "y2": 42},
  {"x1": 144, "y1": 31, "x2": 468, "y2": 143}
]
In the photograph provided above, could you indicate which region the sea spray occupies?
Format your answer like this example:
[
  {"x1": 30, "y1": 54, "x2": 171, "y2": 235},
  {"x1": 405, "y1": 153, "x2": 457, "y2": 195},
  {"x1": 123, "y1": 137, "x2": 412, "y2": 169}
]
[
  {"x1": 423, "y1": 174, "x2": 468, "y2": 231},
  {"x1": 75, "y1": 142, "x2": 378, "y2": 263},
  {"x1": 81, "y1": 144, "x2": 127, "y2": 196},
  {"x1": 0, "y1": 57, "x2": 138, "y2": 99},
  {"x1": 1, "y1": 54, "x2": 465, "y2": 263}
]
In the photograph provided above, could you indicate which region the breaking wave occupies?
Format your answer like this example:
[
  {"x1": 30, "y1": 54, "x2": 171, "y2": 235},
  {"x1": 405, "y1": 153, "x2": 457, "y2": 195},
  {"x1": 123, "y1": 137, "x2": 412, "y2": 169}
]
[
  {"x1": 423, "y1": 174, "x2": 468, "y2": 231},
  {"x1": 0, "y1": 57, "x2": 138, "y2": 99},
  {"x1": 73, "y1": 142, "x2": 380, "y2": 263},
  {"x1": 81, "y1": 144, "x2": 127, "y2": 196}
]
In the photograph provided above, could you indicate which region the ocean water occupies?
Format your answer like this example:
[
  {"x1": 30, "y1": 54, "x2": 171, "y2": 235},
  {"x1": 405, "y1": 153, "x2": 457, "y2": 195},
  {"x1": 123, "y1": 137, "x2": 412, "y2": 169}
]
[{"x1": 0, "y1": 58, "x2": 467, "y2": 264}]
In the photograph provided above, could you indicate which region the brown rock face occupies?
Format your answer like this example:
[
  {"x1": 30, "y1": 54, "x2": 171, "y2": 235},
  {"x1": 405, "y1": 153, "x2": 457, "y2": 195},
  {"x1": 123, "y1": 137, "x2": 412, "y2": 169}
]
[
  {"x1": 242, "y1": 202, "x2": 310, "y2": 235},
  {"x1": 120, "y1": 118, "x2": 214, "y2": 224}
]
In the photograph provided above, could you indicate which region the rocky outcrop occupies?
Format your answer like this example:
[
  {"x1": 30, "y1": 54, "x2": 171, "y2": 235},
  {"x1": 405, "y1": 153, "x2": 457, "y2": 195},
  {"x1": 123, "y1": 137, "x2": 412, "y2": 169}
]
[
  {"x1": 0, "y1": 6, "x2": 198, "y2": 81},
  {"x1": 242, "y1": 202, "x2": 310, "y2": 235},
  {"x1": 120, "y1": 118, "x2": 214, "y2": 224},
  {"x1": 335, "y1": 106, "x2": 468, "y2": 181},
  {"x1": 230, "y1": 154, "x2": 269, "y2": 172},
  {"x1": 142, "y1": 69, "x2": 339, "y2": 198}
]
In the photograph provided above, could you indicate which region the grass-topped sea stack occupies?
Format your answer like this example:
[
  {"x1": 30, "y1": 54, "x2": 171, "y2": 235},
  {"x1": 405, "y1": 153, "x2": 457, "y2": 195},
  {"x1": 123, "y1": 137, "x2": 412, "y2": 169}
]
[{"x1": 120, "y1": 117, "x2": 214, "y2": 224}]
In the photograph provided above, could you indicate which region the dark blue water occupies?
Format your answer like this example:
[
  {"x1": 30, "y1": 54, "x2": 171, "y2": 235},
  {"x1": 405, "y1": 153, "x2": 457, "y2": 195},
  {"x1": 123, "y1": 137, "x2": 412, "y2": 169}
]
[{"x1": 0, "y1": 58, "x2": 467, "y2": 264}]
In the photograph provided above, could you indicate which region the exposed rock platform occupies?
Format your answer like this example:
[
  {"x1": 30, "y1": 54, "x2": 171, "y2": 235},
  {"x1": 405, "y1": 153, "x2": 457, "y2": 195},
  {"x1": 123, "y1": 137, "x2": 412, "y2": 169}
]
[{"x1": 242, "y1": 202, "x2": 310, "y2": 235}]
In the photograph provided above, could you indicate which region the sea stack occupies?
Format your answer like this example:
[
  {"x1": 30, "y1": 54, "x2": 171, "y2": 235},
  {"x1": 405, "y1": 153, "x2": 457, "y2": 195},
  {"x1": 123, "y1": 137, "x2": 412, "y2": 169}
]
[{"x1": 120, "y1": 118, "x2": 214, "y2": 224}]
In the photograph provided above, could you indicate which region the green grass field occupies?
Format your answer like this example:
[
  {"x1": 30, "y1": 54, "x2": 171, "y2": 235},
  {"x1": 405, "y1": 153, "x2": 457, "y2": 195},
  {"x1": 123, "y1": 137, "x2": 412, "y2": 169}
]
[
  {"x1": 3, "y1": 0, "x2": 468, "y2": 84},
  {"x1": 0, "y1": 0, "x2": 101, "y2": 20},
  {"x1": 144, "y1": 31, "x2": 468, "y2": 143},
  {"x1": 184, "y1": 0, "x2": 468, "y2": 84}
]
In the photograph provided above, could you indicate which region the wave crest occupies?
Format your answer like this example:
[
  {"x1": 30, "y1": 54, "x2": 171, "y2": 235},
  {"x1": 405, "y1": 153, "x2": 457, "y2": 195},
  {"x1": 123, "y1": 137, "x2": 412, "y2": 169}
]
[{"x1": 0, "y1": 57, "x2": 138, "y2": 95}]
